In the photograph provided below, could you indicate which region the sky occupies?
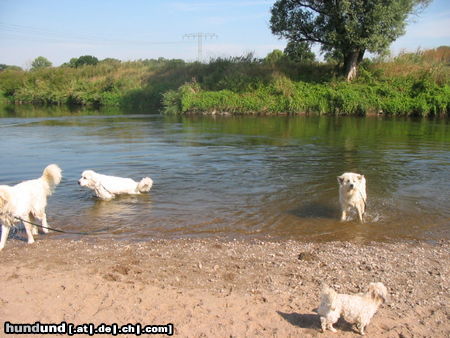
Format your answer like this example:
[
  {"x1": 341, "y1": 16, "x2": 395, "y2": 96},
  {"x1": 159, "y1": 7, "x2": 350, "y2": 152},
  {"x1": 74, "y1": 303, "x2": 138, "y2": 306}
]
[{"x1": 0, "y1": 0, "x2": 449, "y2": 68}]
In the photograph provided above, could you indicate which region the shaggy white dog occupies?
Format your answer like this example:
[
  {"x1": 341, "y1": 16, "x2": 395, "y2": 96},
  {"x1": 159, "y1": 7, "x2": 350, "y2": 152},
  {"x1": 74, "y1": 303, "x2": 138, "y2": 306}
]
[
  {"x1": 0, "y1": 164, "x2": 62, "y2": 250},
  {"x1": 338, "y1": 172, "x2": 367, "y2": 222},
  {"x1": 78, "y1": 170, "x2": 153, "y2": 200},
  {"x1": 318, "y1": 283, "x2": 388, "y2": 335}
]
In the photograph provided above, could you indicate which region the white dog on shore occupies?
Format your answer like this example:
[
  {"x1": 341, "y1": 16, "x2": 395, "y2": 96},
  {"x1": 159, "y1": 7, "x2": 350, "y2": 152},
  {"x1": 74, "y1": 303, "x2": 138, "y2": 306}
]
[
  {"x1": 318, "y1": 282, "x2": 388, "y2": 335},
  {"x1": 78, "y1": 170, "x2": 153, "y2": 200},
  {"x1": 0, "y1": 164, "x2": 62, "y2": 250},
  {"x1": 338, "y1": 172, "x2": 367, "y2": 222}
]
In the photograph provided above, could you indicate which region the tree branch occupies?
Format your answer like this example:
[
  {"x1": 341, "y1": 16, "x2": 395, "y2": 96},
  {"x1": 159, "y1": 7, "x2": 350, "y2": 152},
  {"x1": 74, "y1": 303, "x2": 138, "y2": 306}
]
[{"x1": 297, "y1": 1, "x2": 328, "y2": 16}]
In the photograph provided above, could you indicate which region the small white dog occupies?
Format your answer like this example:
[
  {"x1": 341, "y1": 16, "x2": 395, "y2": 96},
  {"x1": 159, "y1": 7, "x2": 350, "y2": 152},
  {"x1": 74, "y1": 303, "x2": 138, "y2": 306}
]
[
  {"x1": 0, "y1": 164, "x2": 62, "y2": 250},
  {"x1": 318, "y1": 282, "x2": 388, "y2": 335},
  {"x1": 78, "y1": 170, "x2": 153, "y2": 200},
  {"x1": 338, "y1": 172, "x2": 367, "y2": 222}
]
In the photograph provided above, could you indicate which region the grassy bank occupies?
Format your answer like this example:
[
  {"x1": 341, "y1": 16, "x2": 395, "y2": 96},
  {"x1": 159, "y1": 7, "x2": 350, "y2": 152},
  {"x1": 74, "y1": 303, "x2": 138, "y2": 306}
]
[
  {"x1": 164, "y1": 75, "x2": 449, "y2": 117},
  {"x1": 1, "y1": 47, "x2": 449, "y2": 117}
]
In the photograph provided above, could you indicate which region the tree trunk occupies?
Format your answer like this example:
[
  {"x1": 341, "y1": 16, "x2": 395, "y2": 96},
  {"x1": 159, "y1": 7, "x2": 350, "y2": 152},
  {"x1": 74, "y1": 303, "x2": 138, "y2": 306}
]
[{"x1": 343, "y1": 49, "x2": 363, "y2": 81}]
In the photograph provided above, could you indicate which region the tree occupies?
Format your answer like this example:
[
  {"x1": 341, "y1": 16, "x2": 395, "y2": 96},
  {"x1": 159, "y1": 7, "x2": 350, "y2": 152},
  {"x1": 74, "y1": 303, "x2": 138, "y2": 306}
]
[
  {"x1": 31, "y1": 56, "x2": 52, "y2": 70},
  {"x1": 64, "y1": 55, "x2": 99, "y2": 68},
  {"x1": 284, "y1": 41, "x2": 315, "y2": 62},
  {"x1": 270, "y1": 0, "x2": 430, "y2": 81},
  {"x1": 265, "y1": 49, "x2": 285, "y2": 64},
  {"x1": 75, "y1": 55, "x2": 99, "y2": 67}
]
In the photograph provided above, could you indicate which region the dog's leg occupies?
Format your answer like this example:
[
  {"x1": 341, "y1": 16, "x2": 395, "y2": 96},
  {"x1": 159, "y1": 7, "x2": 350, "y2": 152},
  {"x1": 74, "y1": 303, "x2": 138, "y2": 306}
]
[
  {"x1": 327, "y1": 323, "x2": 337, "y2": 332},
  {"x1": 31, "y1": 222, "x2": 39, "y2": 235},
  {"x1": 0, "y1": 224, "x2": 10, "y2": 250},
  {"x1": 94, "y1": 184, "x2": 114, "y2": 200},
  {"x1": 41, "y1": 213, "x2": 49, "y2": 234},
  {"x1": 34, "y1": 212, "x2": 49, "y2": 234},
  {"x1": 357, "y1": 206, "x2": 364, "y2": 223},
  {"x1": 340, "y1": 209, "x2": 347, "y2": 222},
  {"x1": 22, "y1": 215, "x2": 35, "y2": 244},
  {"x1": 356, "y1": 322, "x2": 365, "y2": 335},
  {"x1": 320, "y1": 317, "x2": 327, "y2": 332}
]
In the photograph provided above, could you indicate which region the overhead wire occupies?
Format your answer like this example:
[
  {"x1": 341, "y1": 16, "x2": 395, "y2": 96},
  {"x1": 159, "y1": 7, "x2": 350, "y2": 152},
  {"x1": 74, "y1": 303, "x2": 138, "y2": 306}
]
[{"x1": 0, "y1": 22, "x2": 191, "y2": 46}]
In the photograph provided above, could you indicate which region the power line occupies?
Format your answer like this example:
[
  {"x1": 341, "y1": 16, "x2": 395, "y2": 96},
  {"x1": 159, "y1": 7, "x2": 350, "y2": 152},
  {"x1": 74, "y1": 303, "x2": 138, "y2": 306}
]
[
  {"x1": 183, "y1": 33, "x2": 217, "y2": 62},
  {"x1": 0, "y1": 22, "x2": 189, "y2": 46}
]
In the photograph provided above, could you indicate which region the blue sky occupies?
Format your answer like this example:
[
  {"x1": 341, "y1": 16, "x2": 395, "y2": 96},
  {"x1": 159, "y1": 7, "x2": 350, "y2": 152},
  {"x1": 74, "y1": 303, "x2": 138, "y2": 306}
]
[{"x1": 1, "y1": 0, "x2": 449, "y2": 68}]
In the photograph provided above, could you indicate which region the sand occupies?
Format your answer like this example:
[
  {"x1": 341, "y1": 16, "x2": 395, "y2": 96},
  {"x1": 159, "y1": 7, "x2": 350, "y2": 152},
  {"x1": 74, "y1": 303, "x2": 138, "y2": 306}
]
[{"x1": 0, "y1": 237, "x2": 448, "y2": 337}]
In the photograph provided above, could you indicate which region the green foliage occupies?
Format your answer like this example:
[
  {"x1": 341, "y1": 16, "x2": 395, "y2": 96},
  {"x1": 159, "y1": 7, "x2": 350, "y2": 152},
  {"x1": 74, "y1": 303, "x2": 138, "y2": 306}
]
[
  {"x1": 73, "y1": 55, "x2": 99, "y2": 67},
  {"x1": 0, "y1": 68, "x2": 25, "y2": 98},
  {"x1": 31, "y1": 56, "x2": 52, "y2": 70},
  {"x1": 284, "y1": 41, "x2": 315, "y2": 63},
  {"x1": 64, "y1": 55, "x2": 99, "y2": 68},
  {"x1": 265, "y1": 49, "x2": 285, "y2": 64},
  {"x1": 163, "y1": 64, "x2": 449, "y2": 117},
  {"x1": 1, "y1": 47, "x2": 448, "y2": 117},
  {"x1": 270, "y1": 0, "x2": 431, "y2": 79}
]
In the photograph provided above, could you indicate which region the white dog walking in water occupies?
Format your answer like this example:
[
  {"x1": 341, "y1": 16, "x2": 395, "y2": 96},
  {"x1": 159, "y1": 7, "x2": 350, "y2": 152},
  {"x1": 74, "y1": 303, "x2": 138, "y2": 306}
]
[
  {"x1": 338, "y1": 172, "x2": 367, "y2": 222},
  {"x1": 0, "y1": 164, "x2": 62, "y2": 250},
  {"x1": 78, "y1": 170, "x2": 153, "y2": 200}
]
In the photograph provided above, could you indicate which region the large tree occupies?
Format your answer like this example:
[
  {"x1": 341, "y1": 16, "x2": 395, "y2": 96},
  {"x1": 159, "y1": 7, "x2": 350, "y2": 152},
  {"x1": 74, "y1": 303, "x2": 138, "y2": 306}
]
[{"x1": 270, "y1": 0, "x2": 430, "y2": 81}]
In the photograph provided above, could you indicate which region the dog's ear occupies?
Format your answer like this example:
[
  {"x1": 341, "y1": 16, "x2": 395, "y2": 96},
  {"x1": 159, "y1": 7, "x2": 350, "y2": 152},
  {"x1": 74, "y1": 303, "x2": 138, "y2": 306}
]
[
  {"x1": 337, "y1": 176, "x2": 344, "y2": 185},
  {"x1": 358, "y1": 174, "x2": 365, "y2": 181}
]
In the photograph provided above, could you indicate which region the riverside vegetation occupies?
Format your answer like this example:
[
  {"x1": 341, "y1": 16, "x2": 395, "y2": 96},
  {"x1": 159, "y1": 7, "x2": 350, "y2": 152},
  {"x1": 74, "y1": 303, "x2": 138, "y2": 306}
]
[{"x1": 0, "y1": 47, "x2": 449, "y2": 117}]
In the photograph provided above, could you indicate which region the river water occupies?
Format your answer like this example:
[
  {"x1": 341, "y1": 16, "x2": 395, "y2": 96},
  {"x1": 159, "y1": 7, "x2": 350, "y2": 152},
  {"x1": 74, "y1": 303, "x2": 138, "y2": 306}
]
[{"x1": 0, "y1": 111, "x2": 449, "y2": 243}]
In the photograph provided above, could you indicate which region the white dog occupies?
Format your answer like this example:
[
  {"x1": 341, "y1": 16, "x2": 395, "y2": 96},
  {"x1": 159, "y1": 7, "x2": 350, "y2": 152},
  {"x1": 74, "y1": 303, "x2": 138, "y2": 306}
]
[
  {"x1": 0, "y1": 164, "x2": 62, "y2": 250},
  {"x1": 338, "y1": 172, "x2": 367, "y2": 222},
  {"x1": 78, "y1": 170, "x2": 153, "y2": 200},
  {"x1": 318, "y1": 283, "x2": 388, "y2": 335}
]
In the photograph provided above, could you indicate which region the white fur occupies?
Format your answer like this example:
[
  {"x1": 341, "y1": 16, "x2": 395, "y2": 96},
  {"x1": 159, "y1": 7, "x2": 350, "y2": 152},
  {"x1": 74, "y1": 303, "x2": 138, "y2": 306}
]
[
  {"x1": 318, "y1": 283, "x2": 388, "y2": 335},
  {"x1": 338, "y1": 172, "x2": 367, "y2": 222},
  {"x1": 0, "y1": 164, "x2": 62, "y2": 250},
  {"x1": 78, "y1": 170, "x2": 153, "y2": 201}
]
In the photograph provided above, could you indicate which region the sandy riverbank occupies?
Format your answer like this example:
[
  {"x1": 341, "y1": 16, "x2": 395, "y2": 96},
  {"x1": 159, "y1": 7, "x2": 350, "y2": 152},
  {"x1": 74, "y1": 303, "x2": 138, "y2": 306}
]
[{"x1": 0, "y1": 237, "x2": 448, "y2": 337}]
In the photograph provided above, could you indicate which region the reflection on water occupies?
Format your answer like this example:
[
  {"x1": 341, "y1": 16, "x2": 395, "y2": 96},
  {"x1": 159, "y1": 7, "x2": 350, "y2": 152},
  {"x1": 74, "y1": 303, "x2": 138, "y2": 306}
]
[{"x1": 0, "y1": 111, "x2": 449, "y2": 243}]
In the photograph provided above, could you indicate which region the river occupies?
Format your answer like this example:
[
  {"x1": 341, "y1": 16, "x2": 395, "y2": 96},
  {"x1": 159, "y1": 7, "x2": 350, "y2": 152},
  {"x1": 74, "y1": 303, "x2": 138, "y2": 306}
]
[{"x1": 0, "y1": 111, "x2": 449, "y2": 243}]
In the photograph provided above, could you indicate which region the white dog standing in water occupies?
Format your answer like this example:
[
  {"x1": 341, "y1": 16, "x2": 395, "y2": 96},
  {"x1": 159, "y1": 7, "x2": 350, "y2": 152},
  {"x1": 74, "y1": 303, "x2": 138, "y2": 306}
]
[
  {"x1": 0, "y1": 164, "x2": 62, "y2": 250},
  {"x1": 338, "y1": 172, "x2": 367, "y2": 222},
  {"x1": 78, "y1": 170, "x2": 153, "y2": 200}
]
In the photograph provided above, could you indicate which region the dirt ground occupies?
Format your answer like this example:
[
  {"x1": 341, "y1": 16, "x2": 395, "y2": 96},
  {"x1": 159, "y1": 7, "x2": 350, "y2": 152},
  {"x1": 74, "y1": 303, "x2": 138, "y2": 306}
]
[{"x1": 0, "y1": 237, "x2": 448, "y2": 337}]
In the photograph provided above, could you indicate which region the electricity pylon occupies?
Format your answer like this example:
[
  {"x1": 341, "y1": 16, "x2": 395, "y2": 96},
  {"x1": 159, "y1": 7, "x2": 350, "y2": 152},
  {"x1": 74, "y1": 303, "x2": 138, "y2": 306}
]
[{"x1": 183, "y1": 33, "x2": 218, "y2": 62}]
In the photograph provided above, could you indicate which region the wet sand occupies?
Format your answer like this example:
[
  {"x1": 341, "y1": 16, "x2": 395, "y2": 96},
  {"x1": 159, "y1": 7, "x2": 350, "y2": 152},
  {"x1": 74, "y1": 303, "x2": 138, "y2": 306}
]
[{"x1": 0, "y1": 237, "x2": 448, "y2": 337}]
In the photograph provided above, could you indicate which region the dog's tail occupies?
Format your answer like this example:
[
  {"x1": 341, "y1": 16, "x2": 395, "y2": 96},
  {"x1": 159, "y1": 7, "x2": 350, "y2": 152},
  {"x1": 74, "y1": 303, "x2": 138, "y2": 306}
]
[
  {"x1": 137, "y1": 177, "x2": 153, "y2": 193},
  {"x1": 0, "y1": 187, "x2": 14, "y2": 226},
  {"x1": 41, "y1": 164, "x2": 62, "y2": 194},
  {"x1": 0, "y1": 188, "x2": 11, "y2": 210}
]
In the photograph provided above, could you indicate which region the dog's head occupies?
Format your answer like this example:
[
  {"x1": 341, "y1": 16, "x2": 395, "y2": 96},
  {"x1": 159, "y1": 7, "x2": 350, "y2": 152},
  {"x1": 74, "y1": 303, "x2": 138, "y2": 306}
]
[
  {"x1": 368, "y1": 282, "x2": 388, "y2": 304},
  {"x1": 78, "y1": 170, "x2": 97, "y2": 189},
  {"x1": 337, "y1": 172, "x2": 365, "y2": 192}
]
